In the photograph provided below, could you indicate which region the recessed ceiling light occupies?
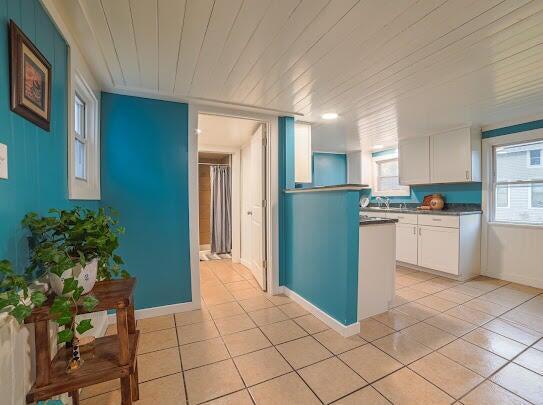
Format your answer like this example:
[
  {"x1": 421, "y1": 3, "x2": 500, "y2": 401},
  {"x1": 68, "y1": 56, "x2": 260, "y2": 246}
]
[
  {"x1": 373, "y1": 145, "x2": 384, "y2": 150},
  {"x1": 321, "y1": 112, "x2": 338, "y2": 120},
  {"x1": 196, "y1": 128, "x2": 202, "y2": 134}
]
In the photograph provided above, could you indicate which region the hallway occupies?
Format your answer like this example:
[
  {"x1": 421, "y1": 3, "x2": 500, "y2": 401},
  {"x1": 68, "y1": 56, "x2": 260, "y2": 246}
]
[{"x1": 81, "y1": 260, "x2": 543, "y2": 404}]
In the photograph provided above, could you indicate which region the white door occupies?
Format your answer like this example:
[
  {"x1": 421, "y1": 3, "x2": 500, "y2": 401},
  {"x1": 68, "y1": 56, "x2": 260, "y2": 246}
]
[
  {"x1": 395, "y1": 223, "x2": 418, "y2": 265},
  {"x1": 240, "y1": 143, "x2": 252, "y2": 265},
  {"x1": 431, "y1": 129, "x2": 471, "y2": 183},
  {"x1": 399, "y1": 137, "x2": 430, "y2": 185},
  {"x1": 418, "y1": 226, "x2": 459, "y2": 275},
  {"x1": 249, "y1": 125, "x2": 266, "y2": 290}
]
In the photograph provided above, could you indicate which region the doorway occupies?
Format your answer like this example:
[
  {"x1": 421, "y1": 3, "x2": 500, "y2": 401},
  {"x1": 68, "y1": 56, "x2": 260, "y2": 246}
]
[{"x1": 197, "y1": 113, "x2": 268, "y2": 292}]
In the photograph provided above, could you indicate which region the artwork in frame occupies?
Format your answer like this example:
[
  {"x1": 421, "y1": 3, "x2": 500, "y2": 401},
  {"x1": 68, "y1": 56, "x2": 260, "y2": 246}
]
[{"x1": 9, "y1": 20, "x2": 52, "y2": 131}]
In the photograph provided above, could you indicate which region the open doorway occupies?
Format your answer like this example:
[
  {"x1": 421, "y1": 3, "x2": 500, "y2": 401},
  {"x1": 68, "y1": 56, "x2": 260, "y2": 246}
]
[{"x1": 197, "y1": 113, "x2": 268, "y2": 293}]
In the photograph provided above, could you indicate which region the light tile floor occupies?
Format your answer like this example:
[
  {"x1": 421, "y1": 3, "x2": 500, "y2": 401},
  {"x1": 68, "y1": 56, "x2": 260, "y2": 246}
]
[{"x1": 81, "y1": 260, "x2": 543, "y2": 404}]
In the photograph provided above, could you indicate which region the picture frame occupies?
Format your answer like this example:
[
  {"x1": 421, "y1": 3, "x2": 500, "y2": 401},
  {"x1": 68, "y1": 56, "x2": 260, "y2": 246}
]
[{"x1": 9, "y1": 20, "x2": 52, "y2": 131}]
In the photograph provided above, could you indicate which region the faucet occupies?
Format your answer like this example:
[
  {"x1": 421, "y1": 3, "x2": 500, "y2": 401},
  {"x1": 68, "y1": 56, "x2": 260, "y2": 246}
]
[
  {"x1": 376, "y1": 197, "x2": 390, "y2": 210},
  {"x1": 383, "y1": 197, "x2": 390, "y2": 210},
  {"x1": 400, "y1": 202, "x2": 407, "y2": 210}
]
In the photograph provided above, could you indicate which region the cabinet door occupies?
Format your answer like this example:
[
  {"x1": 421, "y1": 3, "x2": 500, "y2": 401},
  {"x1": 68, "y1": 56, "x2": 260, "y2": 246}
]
[
  {"x1": 396, "y1": 223, "x2": 418, "y2": 265},
  {"x1": 418, "y1": 226, "x2": 459, "y2": 275},
  {"x1": 399, "y1": 137, "x2": 430, "y2": 185},
  {"x1": 431, "y1": 129, "x2": 471, "y2": 183}
]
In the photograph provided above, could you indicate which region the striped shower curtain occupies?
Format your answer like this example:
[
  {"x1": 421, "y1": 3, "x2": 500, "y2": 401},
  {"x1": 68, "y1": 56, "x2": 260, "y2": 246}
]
[{"x1": 210, "y1": 165, "x2": 232, "y2": 254}]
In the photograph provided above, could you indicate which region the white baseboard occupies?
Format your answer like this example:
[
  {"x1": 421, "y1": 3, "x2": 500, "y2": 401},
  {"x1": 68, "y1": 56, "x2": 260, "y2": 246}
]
[
  {"x1": 108, "y1": 301, "x2": 201, "y2": 324},
  {"x1": 281, "y1": 287, "x2": 360, "y2": 337},
  {"x1": 481, "y1": 270, "x2": 543, "y2": 289},
  {"x1": 240, "y1": 258, "x2": 251, "y2": 268}
]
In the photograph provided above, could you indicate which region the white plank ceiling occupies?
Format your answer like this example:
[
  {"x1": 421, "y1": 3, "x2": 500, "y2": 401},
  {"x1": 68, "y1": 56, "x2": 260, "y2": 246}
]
[{"x1": 55, "y1": 0, "x2": 543, "y2": 151}]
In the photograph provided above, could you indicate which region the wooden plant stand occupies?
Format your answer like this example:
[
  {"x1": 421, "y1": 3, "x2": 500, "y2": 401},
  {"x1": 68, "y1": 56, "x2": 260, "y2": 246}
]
[{"x1": 25, "y1": 278, "x2": 139, "y2": 405}]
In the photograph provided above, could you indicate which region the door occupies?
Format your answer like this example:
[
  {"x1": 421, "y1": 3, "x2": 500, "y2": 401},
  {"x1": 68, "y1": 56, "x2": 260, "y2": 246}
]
[
  {"x1": 399, "y1": 137, "x2": 430, "y2": 185},
  {"x1": 249, "y1": 124, "x2": 267, "y2": 290},
  {"x1": 396, "y1": 223, "x2": 418, "y2": 265},
  {"x1": 418, "y1": 226, "x2": 459, "y2": 275},
  {"x1": 431, "y1": 129, "x2": 471, "y2": 183},
  {"x1": 240, "y1": 143, "x2": 252, "y2": 264}
]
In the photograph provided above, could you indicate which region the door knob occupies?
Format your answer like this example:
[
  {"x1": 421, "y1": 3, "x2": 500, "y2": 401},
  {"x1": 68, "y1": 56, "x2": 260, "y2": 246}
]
[{"x1": 247, "y1": 211, "x2": 253, "y2": 215}]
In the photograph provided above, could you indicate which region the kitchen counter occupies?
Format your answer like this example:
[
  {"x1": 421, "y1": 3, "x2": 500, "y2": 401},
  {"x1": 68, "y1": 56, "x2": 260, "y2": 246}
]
[{"x1": 361, "y1": 206, "x2": 482, "y2": 216}]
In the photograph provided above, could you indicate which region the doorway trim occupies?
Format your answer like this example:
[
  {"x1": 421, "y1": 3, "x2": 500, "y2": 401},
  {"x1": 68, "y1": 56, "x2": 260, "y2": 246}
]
[{"x1": 188, "y1": 105, "x2": 280, "y2": 308}]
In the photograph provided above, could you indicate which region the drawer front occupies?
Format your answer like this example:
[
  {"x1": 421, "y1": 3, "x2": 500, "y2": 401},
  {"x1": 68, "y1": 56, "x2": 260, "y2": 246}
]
[
  {"x1": 417, "y1": 214, "x2": 459, "y2": 228},
  {"x1": 387, "y1": 212, "x2": 418, "y2": 224}
]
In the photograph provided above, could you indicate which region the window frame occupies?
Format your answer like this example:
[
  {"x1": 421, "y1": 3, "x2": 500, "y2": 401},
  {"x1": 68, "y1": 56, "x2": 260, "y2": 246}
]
[
  {"x1": 372, "y1": 152, "x2": 410, "y2": 197},
  {"x1": 68, "y1": 71, "x2": 100, "y2": 200},
  {"x1": 491, "y1": 137, "x2": 543, "y2": 224}
]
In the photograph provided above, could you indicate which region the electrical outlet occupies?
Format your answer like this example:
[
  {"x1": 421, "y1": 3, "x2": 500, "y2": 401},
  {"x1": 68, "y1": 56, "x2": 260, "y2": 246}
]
[{"x1": 0, "y1": 143, "x2": 8, "y2": 179}]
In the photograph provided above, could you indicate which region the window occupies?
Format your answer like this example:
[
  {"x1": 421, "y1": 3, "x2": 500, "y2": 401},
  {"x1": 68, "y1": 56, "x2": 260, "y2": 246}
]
[
  {"x1": 372, "y1": 151, "x2": 410, "y2": 196},
  {"x1": 74, "y1": 94, "x2": 86, "y2": 179},
  {"x1": 528, "y1": 149, "x2": 541, "y2": 167},
  {"x1": 69, "y1": 72, "x2": 100, "y2": 199},
  {"x1": 530, "y1": 184, "x2": 543, "y2": 208},
  {"x1": 493, "y1": 139, "x2": 543, "y2": 224},
  {"x1": 496, "y1": 185, "x2": 509, "y2": 208}
]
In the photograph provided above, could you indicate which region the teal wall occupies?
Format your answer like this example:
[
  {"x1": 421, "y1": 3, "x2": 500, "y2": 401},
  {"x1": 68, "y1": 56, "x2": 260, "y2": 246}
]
[
  {"x1": 0, "y1": 0, "x2": 98, "y2": 272},
  {"x1": 482, "y1": 119, "x2": 543, "y2": 138},
  {"x1": 284, "y1": 190, "x2": 360, "y2": 325},
  {"x1": 310, "y1": 153, "x2": 347, "y2": 187},
  {"x1": 100, "y1": 93, "x2": 191, "y2": 309},
  {"x1": 278, "y1": 116, "x2": 295, "y2": 286},
  {"x1": 367, "y1": 149, "x2": 482, "y2": 204}
]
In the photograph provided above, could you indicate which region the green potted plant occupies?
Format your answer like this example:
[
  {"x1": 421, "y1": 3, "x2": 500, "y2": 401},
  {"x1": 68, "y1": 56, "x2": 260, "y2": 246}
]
[{"x1": 19, "y1": 206, "x2": 128, "y2": 370}]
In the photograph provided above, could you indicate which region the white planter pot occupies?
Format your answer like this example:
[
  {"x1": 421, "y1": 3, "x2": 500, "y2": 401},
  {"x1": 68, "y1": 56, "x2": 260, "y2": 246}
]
[{"x1": 49, "y1": 258, "x2": 98, "y2": 296}]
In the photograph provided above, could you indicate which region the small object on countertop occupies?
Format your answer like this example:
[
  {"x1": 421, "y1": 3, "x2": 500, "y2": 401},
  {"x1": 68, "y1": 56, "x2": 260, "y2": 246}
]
[
  {"x1": 429, "y1": 193, "x2": 445, "y2": 210},
  {"x1": 417, "y1": 205, "x2": 432, "y2": 210},
  {"x1": 360, "y1": 197, "x2": 370, "y2": 208}
]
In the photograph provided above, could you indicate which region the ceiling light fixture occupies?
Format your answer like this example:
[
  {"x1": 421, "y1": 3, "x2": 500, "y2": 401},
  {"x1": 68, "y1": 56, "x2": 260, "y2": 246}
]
[
  {"x1": 321, "y1": 112, "x2": 338, "y2": 120},
  {"x1": 195, "y1": 129, "x2": 202, "y2": 134},
  {"x1": 373, "y1": 145, "x2": 384, "y2": 150}
]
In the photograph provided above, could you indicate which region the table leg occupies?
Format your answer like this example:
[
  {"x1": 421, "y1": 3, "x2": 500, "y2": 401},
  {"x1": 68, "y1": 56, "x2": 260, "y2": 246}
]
[
  {"x1": 121, "y1": 376, "x2": 133, "y2": 405},
  {"x1": 70, "y1": 390, "x2": 80, "y2": 405},
  {"x1": 131, "y1": 359, "x2": 140, "y2": 400},
  {"x1": 34, "y1": 320, "x2": 51, "y2": 386}
]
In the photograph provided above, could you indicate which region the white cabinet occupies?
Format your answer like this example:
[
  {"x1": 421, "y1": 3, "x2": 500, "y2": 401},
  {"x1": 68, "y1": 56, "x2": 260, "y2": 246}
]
[
  {"x1": 294, "y1": 123, "x2": 312, "y2": 183},
  {"x1": 399, "y1": 127, "x2": 481, "y2": 185},
  {"x1": 418, "y1": 225, "x2": 459, "y2": 275},
  {"x1": 399, "y1": 137, "x2": 430, "y2": 185},
  {"x1": 396, "y1": 223, "x2": 418, "y2": 265},
  {"x1": 431, "y1": 127, "x2": 481, "y2": 183}
]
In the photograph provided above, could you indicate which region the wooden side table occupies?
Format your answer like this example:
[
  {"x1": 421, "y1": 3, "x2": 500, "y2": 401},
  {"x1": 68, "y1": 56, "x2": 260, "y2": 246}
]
[{"x1": 25, "y1": 278, "x2": 140, "y2": 405}]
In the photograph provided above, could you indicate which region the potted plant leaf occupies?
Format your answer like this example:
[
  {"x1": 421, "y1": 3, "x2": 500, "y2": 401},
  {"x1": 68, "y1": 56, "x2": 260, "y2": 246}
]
[{"x1": 22, "y1": 206, "x2": 128, "y2": 370}]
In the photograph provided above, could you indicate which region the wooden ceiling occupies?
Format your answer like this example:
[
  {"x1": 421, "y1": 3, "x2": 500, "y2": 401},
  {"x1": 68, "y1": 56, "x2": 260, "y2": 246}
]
[{"x1": 55, "y1": 0, "x2": 543, "y2": 151}]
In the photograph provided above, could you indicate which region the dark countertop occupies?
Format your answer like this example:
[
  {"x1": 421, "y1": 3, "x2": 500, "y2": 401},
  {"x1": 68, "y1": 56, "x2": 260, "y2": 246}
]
[
  {"x1": 361, "y1": 206, "x2": 482, "y2": 216},
  {"x1": 359, "y1": 215, "x2": 399, "y2": 226},
  {"x1": 285, "y1": 184, "x2": 369, "y2": 193}
]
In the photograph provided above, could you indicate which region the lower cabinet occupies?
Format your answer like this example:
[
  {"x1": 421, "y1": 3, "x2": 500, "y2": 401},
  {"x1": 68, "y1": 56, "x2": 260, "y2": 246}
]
[
  {"x1": 417, "y1": 225, "x2": 459, "y2": 275},
  {"x1": 396, "y1": 223, "x2": 418, "y2": 265}
]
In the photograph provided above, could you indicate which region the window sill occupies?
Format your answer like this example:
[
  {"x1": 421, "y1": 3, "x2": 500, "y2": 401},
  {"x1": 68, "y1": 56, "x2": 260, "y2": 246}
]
[
  {"x1": 488, "y1": 221, "x2": 543, "y2": 230},
  {"x1": 372, "y1": 191, "x2": 411, "y2": 197}
]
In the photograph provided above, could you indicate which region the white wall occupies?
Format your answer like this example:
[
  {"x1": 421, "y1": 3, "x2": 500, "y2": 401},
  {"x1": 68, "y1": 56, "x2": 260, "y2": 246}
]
[
  {"x1": 347, "y1": 151, "x2": 362, "y2": 184},
  {"x1": 481, "y1": 128, "x2": 543, "y2": 288}
]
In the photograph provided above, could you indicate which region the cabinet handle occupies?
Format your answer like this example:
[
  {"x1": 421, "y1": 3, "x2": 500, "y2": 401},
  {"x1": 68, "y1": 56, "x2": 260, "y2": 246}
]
[
  {"x1": 418, "y1": 227, "x2": 421, "y2": 236},
  {"x1": 413, "y1": 226, "x2": 416, "y2": 235},
  {"x1": 432, "y1": 218, "x2": 442, "y2": 221},
  {"x1": 465, "y1": 170, "x2": 470, "y2": 180}
]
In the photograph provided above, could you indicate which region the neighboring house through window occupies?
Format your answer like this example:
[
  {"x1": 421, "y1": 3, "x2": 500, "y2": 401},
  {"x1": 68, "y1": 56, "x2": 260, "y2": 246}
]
[
  {"x1": 493, "y1": 139, "x2": 543, "y2": 223},
  {"x1": 372, "y1": 150, "x2": 410, "y2": 197}
]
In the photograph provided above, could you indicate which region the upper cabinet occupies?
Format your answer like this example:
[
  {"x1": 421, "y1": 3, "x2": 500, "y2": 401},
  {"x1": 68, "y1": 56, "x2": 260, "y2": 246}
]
[
  {"x1": 431, "y1": 127, "x2": 481, "y2": 183},
  {"x1": 399, "y1": 127, "x2": 481, "y2": 185},
  {"x1": 294, "y1": 123, "x2": 312, "y2": 183},
  {"x1": 399, "y1": 136, "x2": 430, "y2": 185}
]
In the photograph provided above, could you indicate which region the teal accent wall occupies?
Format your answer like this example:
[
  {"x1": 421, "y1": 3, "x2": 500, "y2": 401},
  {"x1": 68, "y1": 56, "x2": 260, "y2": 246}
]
[
  {"x1": 284, "y1": 190, "x2": 360, "y2": 325},
  {"x1": 278, "y1": 116, "x2": 295, "y2": 286},
  {"x1": 0, "y1": 0, "x2": 98, "y2": 272},
  {"x1": 100, "y1": 93, "x2": 191, "y2": 309},
  {"x1": 312, "y1": 153, "x2": 347, "y2": 186},
  {"x1": 482, "y1": 119, "x2": 543, "y2": 138},
  {"x1": 368, "y1": 148, "x2": 482, "y2": 204}
]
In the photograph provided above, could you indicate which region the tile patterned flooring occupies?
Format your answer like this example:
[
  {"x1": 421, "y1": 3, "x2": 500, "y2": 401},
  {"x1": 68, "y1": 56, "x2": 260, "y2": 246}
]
[{"x1": 81, "y1": 260, "x2": 543, "y2": 404}]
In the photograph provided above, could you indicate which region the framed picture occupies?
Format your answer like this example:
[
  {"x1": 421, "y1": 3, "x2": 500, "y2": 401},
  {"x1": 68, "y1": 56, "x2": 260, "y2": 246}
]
[{"x1": 9, "y1": 20, "x2": 52, "y2": 131}]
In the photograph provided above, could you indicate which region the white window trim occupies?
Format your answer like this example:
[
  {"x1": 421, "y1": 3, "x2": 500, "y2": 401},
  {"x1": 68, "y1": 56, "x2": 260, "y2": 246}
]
[
  {"x1": 527, "y1": 149, "x2": 542, "y2": 168},
  {"x1": 484, "y1": 132, "x2": 543, "y2": 225},
  {"x1": 495, "y1": 185, "x2": 510, "y2": 209},
  {"x1": 528, "y1": 184, "x2": 543, "y2": 209},
  {"x1": 69, "y1": 71, "x2": 100, "y2": 200},
  {"x1": 371, "y1": 152, "x2": 410, "y2": 197}
]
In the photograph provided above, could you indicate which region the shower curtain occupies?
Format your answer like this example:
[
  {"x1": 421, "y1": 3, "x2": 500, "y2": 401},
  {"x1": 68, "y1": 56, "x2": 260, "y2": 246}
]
[{"x1": 210, "y1": 165, "x2": 232, "y2": 254}]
